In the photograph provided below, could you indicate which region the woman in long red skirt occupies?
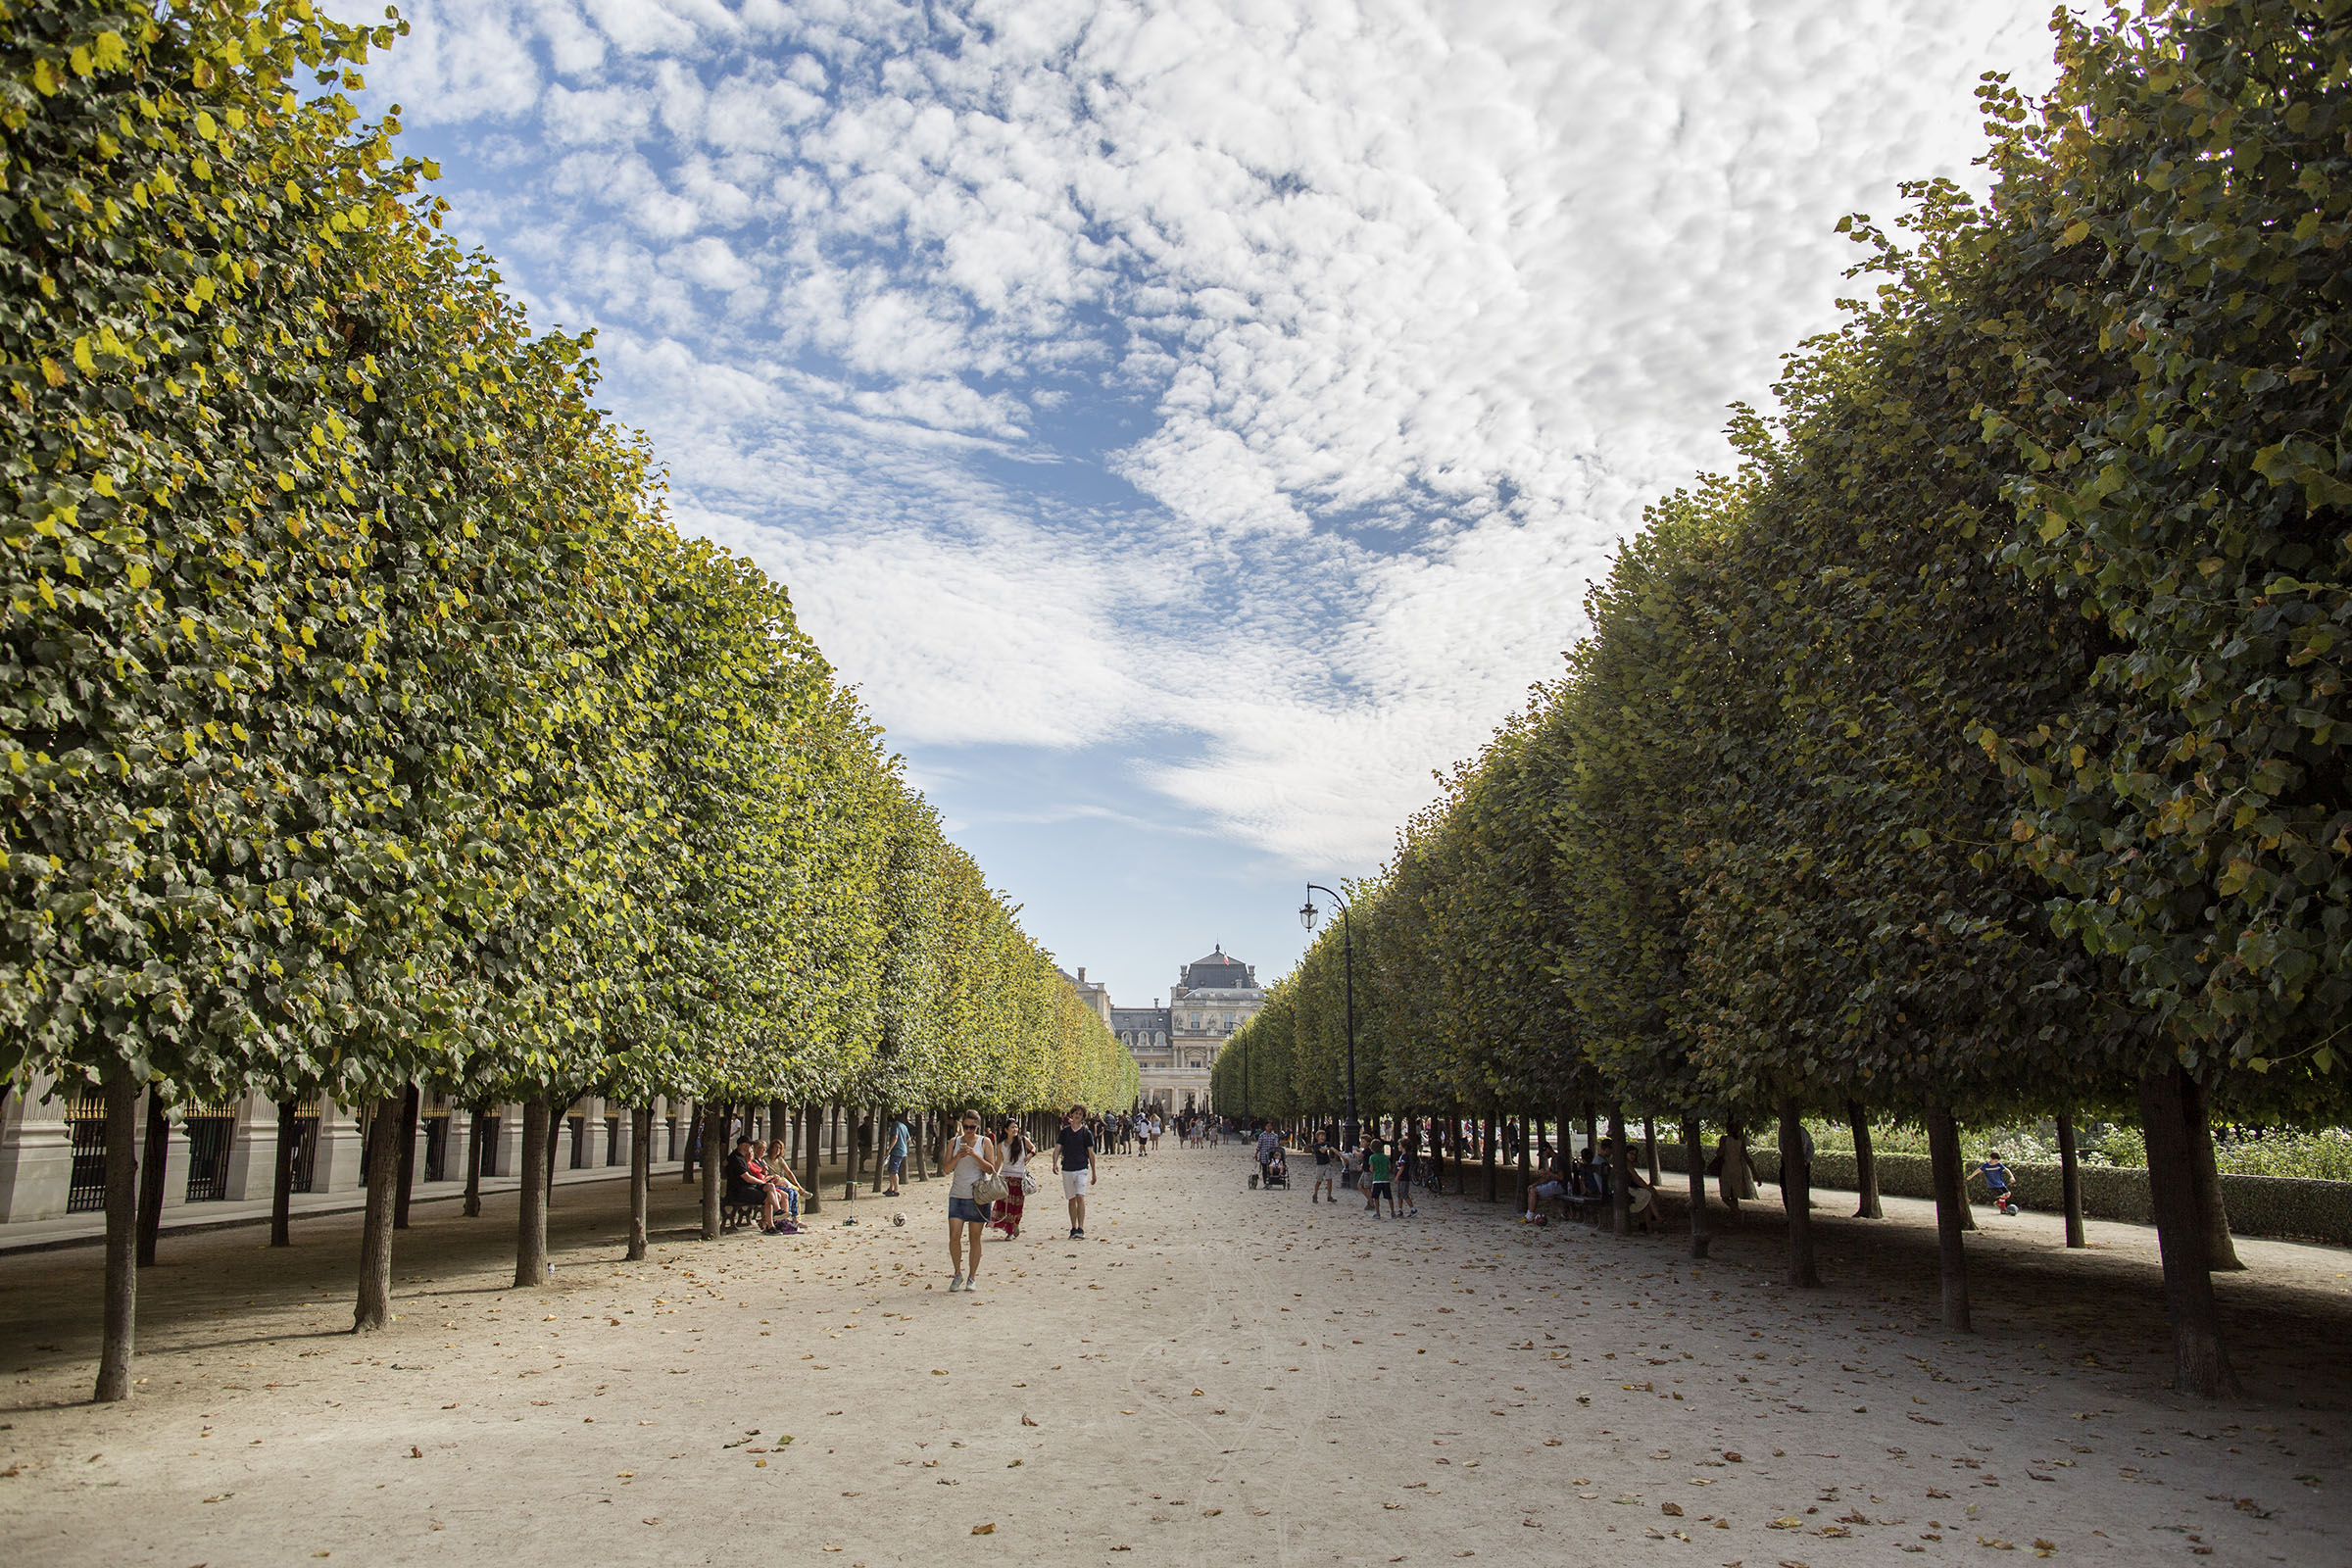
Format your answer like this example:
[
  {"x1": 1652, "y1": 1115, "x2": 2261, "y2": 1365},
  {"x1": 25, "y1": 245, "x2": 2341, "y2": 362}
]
[{"x1": 991, "y1": 1117, "x2": 1033, "y2": 1238}]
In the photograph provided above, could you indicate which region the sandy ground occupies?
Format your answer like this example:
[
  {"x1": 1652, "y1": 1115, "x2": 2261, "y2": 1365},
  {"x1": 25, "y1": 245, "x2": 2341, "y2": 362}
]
[{"x1": 1, "y1": 1141, "x2": 2346, "y2": 1567}]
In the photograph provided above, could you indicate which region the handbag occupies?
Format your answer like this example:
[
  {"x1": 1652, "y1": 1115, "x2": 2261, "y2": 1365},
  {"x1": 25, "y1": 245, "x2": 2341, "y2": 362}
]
[{"x1": 970, "y1": 1168, "x2": 1010, "y2": 1204}]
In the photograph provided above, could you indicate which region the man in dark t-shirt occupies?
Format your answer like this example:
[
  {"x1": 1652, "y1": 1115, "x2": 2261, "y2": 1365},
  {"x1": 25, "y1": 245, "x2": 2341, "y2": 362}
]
[{"x1": 1053, "y1": 1103, "x2": 1100, "y2": 1240}]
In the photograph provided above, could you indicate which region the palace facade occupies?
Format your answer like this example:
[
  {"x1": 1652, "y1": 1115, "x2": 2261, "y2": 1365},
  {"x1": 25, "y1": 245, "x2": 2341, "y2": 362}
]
[{"x1": 1110, "y1": 946, "x2": 1264, "y2": 1116}]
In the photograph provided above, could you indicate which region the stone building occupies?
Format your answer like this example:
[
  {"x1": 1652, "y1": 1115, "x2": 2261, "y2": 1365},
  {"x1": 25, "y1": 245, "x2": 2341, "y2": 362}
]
[
  {"x1": 1111, "y1": 946, "x2": 1264, "y2": 1116},
  {"x1": 0, "y1": 1071, "x2": 801, "y2": 1242},
  {"x1": 1059, "y1": 965, "x2": 1112, "y2": 1028}
]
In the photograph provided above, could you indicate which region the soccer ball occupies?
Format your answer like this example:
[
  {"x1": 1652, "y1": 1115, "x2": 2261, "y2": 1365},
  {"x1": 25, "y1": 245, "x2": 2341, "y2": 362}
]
[{"x1": 892, "y1": 1211, "x2": 907, "y2": 1227}]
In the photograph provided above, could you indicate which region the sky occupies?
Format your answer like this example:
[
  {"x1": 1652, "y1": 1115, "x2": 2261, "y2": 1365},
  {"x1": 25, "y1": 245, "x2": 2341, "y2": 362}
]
[{"x1": 368, "y1": 0, "x2": 2064, "y2": 1010}]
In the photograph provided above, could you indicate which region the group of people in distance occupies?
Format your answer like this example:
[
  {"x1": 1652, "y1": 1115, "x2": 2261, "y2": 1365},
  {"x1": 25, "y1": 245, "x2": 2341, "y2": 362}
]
[
  {"x1": 722, "y1": 1135, "x2": 814, "y2": 1234},
  {"x1": 1522, "y1": 1135, "x2": 1655, "y2": 1227}
]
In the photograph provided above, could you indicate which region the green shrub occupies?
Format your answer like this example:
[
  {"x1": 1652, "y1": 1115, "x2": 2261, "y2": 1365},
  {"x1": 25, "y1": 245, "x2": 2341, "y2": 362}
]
[{"x1": 1657, "y1": 1141, "x2": 2352, "y2": 1246}]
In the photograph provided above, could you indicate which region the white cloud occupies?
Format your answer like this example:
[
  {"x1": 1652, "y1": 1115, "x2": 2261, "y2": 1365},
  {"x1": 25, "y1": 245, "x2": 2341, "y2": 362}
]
[{"x1": 384, "y1": 0, "x2": 2064, "y2": 867}]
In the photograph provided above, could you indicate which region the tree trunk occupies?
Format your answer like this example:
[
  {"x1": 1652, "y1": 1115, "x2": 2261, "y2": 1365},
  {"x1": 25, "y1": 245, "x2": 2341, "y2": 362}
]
[
  {"x1": 801, "y1": 1104, "x2": 823, "y2": 1214},
  {"x1": 270, "y1": 1099, "x2": 298, "y2": 1248},
  {"x1": 513, "y1": 1098, "x2": 551, "y2": 1288},
  {"x1": 1847, "y1": 1101, "x2": 1882, "y2": 1218},
  {"x1": 392, "y1": 1083, "x2": 420, "y2": 1231},
  {"x1": 767, "y1": 1097, "x2": 789, "y2": 1164},
  {"x1": 872, "y1": 1108, "x2": 890, "y2": 1196},
  {"x1": 1925, "y1": 1104, "x2": 1972, "y2": 1333},
  {"x1": 2139, "y1": 1063, "x2": 2238, "y2": 1397},
  {"x1": 1515, "y1": 1112, "x2": 1531, "y2": 1200},
  {"x1": 2055, "y1": 1111, "x2": 2086, "y2": 1249},
  {"x1": 544, "y1": 1103, "x2": 561, "y2": 1198},
  {"x1": 135, "y1": 1087, "x2": 168, "y2": 1269},
  {"x1": 355, "y1": 1095, "x2": 402, "y2": 1330},
  {"x1": 1480, "y1": 1115, "x2": 1497, "y2": 1203},
  {"x1": 1682, "y1": 1114, "x2": 1711, "y2": 1259},
  {"x1": 682, "y1": 1099, "x2": 700, "y2": 1183},
  {"x1": 628, "y1": 1104, "x2": 652, "y2": 1262},
  {"x1": 95, "y1": 1060, "x2": 140, "y2": 1402},
  {"x1": 844, "y1": 1105, "x2": 861, "y2": 1202},
  {"x1": 463, "y1": 1102, "x2": 486, "y2": 1218},
  {"x1": 2182, "y1": 1075, "x2": 2244, "y2": 1271},
  {"x1": 1778, "y1": 1101, "x2": 1819, "y2": 1287},
  {"x1": 700, "y1": 1102, "x2": 726, "y2": 1238},
  {"x1": 1608, "y1": 1105, "x2": 1632, "y2": 1236},
  {"x1": 1642, "y1": 1115, "x2": 1660, "y2": 1188}
]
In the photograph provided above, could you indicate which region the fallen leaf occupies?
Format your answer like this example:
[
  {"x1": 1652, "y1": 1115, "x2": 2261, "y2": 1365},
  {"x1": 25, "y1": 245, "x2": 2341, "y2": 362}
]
[
  {"x1": 1661, "y1": 1502, "x2": 1684, "y2": 1517},
  {"x1": 971, "y1": 1524, "x2": 997, "y2": 1536},
  {"x1": 408, "y1": 1447, "x2": 422, "y2": 1459},
  {"x1": 1020, "y1": 1414, "x2": 1039, "y2": 1427}
]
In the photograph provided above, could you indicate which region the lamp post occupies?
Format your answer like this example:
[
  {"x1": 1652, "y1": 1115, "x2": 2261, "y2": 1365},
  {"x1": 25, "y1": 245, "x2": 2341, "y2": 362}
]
[{"x1": 1299, "y1": 884, "x2": 1358, "y2": 1152}]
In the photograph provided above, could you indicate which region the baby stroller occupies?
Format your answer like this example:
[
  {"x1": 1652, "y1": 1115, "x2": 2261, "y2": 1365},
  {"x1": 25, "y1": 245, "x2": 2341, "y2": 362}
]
[{"x1": 1259, "y1": 1151, "x2": 1291, "y2": 1190}]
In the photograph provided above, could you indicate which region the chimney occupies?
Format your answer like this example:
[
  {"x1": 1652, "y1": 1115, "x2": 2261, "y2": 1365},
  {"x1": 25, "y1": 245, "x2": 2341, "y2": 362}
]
[{"x1": 1077, "y1": 967, "x2": 1086, "y2": 982}]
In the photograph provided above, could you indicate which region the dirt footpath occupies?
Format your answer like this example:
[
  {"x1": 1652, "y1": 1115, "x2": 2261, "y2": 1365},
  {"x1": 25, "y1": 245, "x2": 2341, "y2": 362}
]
[{"x1": 1, "y1": 1144, "x2": 2346, "y2": 1566}]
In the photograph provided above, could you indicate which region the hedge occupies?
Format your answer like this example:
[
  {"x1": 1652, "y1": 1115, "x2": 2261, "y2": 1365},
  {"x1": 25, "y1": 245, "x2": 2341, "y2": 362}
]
[{"x1": 1654, "y1": 1144, "x2": 2352, "y2": 1249}]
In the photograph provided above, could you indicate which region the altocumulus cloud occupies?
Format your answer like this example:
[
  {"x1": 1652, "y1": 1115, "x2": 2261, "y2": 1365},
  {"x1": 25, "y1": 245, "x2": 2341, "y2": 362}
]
[{"x1": 374, "y1": 0, "x2": 2061, "y2": 867}]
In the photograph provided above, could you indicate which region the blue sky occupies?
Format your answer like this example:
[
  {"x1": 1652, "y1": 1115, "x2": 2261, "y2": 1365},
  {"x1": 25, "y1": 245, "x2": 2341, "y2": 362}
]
[{"x1": 370, "y1": 0, "x2": 2061, "y2": 1009}]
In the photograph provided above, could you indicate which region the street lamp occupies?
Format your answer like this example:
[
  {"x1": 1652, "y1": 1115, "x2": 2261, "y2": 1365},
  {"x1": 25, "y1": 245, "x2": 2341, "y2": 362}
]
[{"x1": 1299, "y1": 883, "x2": 1358, "y2": 1152}]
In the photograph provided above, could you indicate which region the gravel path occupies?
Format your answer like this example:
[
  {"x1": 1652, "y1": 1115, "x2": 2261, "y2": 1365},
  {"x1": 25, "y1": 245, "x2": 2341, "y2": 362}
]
[{"x1": 1, "y1": 1142, "x2": 2345, "y2": 1565}]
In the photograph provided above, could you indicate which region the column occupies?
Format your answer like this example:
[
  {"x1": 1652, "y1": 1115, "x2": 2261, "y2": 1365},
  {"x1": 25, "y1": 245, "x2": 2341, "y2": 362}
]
[
  {"x1": 409, "y1": 1100, "x2": 435, "y2": 1185},
  {"x1": 612, "y1": 1104, "x2": 631, "y2": 1171},
  {"x1": 443, "y1": 1106, "x2": 472, "y2": 1186},
  {"x1": 0, "y1": 1070, "x2": 76, "y2": 1222},
  {"x1": 220, "y1": 1093, "x2": 275, "y2": 1200},
  {"x1": 308, "y1": 1099, "x2": 367, "y2": 1194},
  {"x1": 496, "y1": 1103, "x2": 524, "y2": 1182},
  {"x1": 154, "y1": 1088, "x2": 194, "y2": 1209}
]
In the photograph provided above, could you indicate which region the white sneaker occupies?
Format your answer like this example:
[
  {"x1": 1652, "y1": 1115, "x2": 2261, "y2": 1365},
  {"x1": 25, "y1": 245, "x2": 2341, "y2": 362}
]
[{"x1": 949, "y1": 1274, "x2": 965, "y2": 1293}]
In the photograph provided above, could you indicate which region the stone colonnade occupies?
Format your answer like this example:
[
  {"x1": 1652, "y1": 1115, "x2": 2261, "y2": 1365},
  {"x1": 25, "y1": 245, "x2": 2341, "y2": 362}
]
[{"x1": 0, "y1": 1072, "x2": 736, "y2": 1226}]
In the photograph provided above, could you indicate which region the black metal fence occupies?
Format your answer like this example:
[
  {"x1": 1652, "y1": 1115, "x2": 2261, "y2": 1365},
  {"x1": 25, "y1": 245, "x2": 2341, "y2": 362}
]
[
  {"x1": 66, "y1": 1090, "x2": 106, "y2": 1213},
  {"x1": 182, "y1": 1111, "x2": 233, "y2": 1200}
]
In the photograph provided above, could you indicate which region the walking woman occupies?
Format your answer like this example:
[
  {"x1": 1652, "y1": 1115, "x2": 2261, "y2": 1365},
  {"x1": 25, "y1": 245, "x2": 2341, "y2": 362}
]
[
  {"x1": 991, "y1": 1116, "x2": 1033, "y2": 1240},
  {"x1": 943, "y1": 1109, "x2": 1002, "y2": 1293}
]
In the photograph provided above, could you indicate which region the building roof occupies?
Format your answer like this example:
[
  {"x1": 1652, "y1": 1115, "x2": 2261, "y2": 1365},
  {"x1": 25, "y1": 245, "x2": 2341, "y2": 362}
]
[{"x1": 1180, "y1": 945, "x2": 1258, "y2": 991}]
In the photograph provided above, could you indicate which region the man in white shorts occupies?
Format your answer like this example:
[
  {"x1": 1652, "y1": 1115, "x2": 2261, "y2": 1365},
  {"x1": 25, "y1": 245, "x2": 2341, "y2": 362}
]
[{"x1": 1054, "y1": 1103, "x2": 1100, "y2": 1240}]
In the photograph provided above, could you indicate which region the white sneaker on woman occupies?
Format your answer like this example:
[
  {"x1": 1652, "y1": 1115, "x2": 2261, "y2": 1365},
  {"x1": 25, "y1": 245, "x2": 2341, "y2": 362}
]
[{"x1": 949, "y1": 1274, "x2": 965, "y2": 1292}]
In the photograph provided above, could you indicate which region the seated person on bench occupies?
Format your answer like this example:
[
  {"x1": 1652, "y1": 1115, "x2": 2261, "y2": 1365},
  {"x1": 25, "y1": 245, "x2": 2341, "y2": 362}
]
[
  {"x1": 725, "y1": 1138, "x2": 782, "y2": 1233},
  {"x1": 1578, "y1": 1144, "x2": 1610, "y2": 1201},
  {"x1": 1523, "y1": 1140, "x2": 1573, "y2": 1222},
  {"x1": 1624, "y1": 1163, "x2": 1659, "y2": 1232},
  {"x1": 762, "y1": 1137, "x2": 807, "y2": 1228}
]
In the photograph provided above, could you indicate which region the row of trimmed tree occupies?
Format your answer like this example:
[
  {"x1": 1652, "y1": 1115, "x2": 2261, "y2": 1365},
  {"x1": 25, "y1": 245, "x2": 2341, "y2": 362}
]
[
  {"x1": 1215, "y1": 0, "x2": 2350, "y2": 1399},
  {"x1": 2, "y1": 0, "x2": 1136, "y2": 1403}
]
